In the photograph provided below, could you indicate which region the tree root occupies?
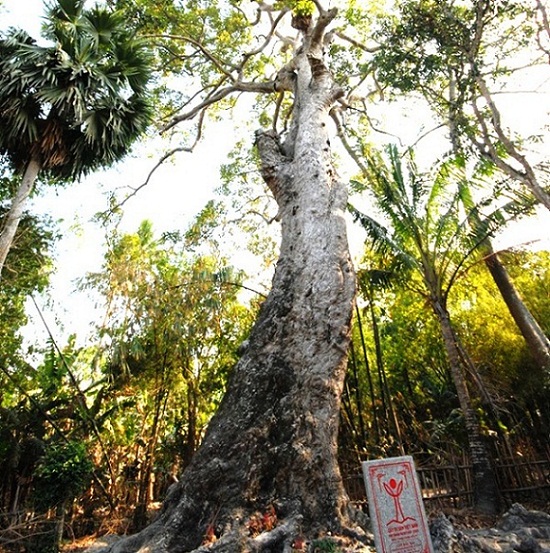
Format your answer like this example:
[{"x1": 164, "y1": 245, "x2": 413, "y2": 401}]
[
  {"x1": 85, "y1": 513, "x2": 374, "y2": 553},
  {"x1": 249, "y1": 515, "x2": 302, "y2": 552}
]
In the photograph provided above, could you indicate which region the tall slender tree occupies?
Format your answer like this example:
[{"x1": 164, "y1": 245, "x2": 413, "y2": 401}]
[
  {"x1": 350, "y1": 146, "x2": 519, "y2": 513},
  {"x1": 0, "y1": 0, "x2": 153, "y2": 277},
  {"x1": 373, "y1": 0, "x2": 549, "y2": 209}
]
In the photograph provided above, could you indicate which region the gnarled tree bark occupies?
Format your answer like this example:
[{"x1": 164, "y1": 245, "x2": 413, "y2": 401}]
[{"x1": 100, "y1": 7, "x2": 362, "y2": 553}]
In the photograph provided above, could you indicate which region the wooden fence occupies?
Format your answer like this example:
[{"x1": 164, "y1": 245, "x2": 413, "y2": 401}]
[{"x1": 343, "y1": 456, "x2": 550, "y2": 510}]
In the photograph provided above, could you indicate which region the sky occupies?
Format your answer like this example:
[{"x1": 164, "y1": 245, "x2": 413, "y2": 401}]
[
  {"x1": 0, "y1": 0, "x2": 238, "y2": 349},
  {"x1": 1, "y1": 0, "x2": 549, "y2": 356}
]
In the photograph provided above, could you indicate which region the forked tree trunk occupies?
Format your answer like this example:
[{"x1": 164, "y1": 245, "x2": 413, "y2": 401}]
[
  {"x1": 432, "y1": 298, "x2": 499, "y2": 515},
  {"x1": 0, "y1": 157, "x2": 41, "y2": 278},
  {"x1": 103, "y1": 9, "x2": 358, "y2": 553}
]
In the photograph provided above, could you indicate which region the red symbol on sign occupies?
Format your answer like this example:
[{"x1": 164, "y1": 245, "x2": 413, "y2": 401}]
[{"x1": 383, "y1": 477, "x2": 415, "y2": 526}]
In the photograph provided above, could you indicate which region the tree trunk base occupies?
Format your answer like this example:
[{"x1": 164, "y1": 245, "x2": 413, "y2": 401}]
[{"x1": 90, "y1": 504, "x2": 373, "y2": 553}]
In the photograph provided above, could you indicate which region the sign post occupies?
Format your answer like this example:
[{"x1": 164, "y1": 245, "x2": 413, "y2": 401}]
[{"x1": 362, "y1": 456, "x2": 434, "y2": 553}]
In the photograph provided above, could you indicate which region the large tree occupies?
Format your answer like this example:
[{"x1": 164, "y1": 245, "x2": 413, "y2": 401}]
[
  {"x1": 100, "y1": 2, "x2": 361, "y2": 552},
  {"x1": 370, "y1": 0, "x2": 550, "y2": 372},
  {"x1": 373, "y1": 0, "x2": 550, "y2": 210},
  {"x1": 0, "y1": 0, "x2": 153, "y2": 277}
]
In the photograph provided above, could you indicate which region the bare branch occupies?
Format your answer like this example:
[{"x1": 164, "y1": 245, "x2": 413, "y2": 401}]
[
  {"x1": 145, "y1": 34, "x2": 239, "y2": 78},
  {"x1": 240, "y1": 7, "x2": 290, "y2": 76},
  {"x1": 106, "y1": 136, "x2": 200, "y2": 216},
  {"x1": 334, "y1": 31, "x2": 380, "y2": 53},
  {"x1": 536, "y1": 0, "x2": 550, "y2": 37},
  {"x1": 146, "y1": 8, "x2": 289, "y2": 129},
  {"x1": 471, "y1": 76, "x2": 550, "y2": 210},
  {"x1": 535, "y1": 0, "x2": 550, "y2": 61},
  {"x1": 162, "y1": 80, "x2": 276, "y2": 132},
  {"x1": 469, "y1": 0, "x2": 490, "y2": 59},
  {"x1": 134, "y1": 146, "x2": 193, "y2": 191},
  {"x1": 311, "y1": 0, "x2": 325, "y2": 12},
  {"x1": 311, "y1": 6, "x2": 337, "y2": 46}
]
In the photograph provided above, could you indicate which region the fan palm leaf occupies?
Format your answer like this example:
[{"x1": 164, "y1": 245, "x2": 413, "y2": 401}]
[
  {"x1": 0, "y1": 0, "x2": 154, "y2": 276},
  {"x1": 0, "y1": 0, "x2": 153, "y2": 178}
]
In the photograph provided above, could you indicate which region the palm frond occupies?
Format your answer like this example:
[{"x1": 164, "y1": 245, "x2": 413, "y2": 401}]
[
  {"x1": 352, "y1": 145, "x2": 539, "y2": 307},
  {"x1": 348, "y1": 204, "x2": 418, "y2": 272},
  {"x1": 0, "y1": 0, "x2": 154, "y2": 178}
]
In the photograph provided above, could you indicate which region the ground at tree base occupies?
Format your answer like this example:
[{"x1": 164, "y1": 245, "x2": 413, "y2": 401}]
[{"x1": 59, "y1": 503, "x2": 550, "y2": 553}]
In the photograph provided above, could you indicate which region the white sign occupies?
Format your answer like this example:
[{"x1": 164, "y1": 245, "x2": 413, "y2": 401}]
[{"x1": 362, "y1": 456, "x2": 434, "y2": 553}]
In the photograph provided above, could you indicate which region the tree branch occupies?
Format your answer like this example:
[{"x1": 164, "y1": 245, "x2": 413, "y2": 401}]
[
  {"x1": 145, "y1": 34, "x2": 239, "y2": 78},
  {"x1": 100, "y1": 139, "x2": 199, "y2": 221},
  {"x1": 535, "y1": 0, "x2": 550, "y2": 61},
  {"x1": 472, "y1": 75, "x2": 550, "y2": 210},
  {"x1": 162, "y1": 80, "x2": 276, "y2": 132},
  {"x1": 334, "y1": 31, "x2": 380, "y2": 53},
  {"x1": 240, "y1": 8, "x2": 290, "y2": 80},
  {"x1": 311, "y1": 6, "x2": 338, "y2": 46}
]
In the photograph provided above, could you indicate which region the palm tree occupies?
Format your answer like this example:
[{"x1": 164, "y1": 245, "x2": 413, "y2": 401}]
[
  {"x1": 0, "y1": 0, "x2": 153, "y2": 278},
  {"x1": 349, "y1": 146, "x2": 521, "y2": 514}
]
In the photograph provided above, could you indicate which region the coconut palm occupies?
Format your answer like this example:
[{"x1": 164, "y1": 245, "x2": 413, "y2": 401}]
[
  {"x1": 349, "y1": 146, "x2": 526, "y2": 514},
  {"x1": 0, "y1": 0, "x2": 153, "y2": 277}
]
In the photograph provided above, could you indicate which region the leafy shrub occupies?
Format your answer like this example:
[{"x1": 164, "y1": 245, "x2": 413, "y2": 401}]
[{"x1": 32, "y1": 440, "x2": 93, "y2": 512}]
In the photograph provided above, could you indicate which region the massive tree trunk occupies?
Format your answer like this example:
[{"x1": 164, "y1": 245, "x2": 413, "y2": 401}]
[
  {"x1": 102, "y1": 8, "x2": 359, "y2": 553},
  {"x1": 0, "y1": 156, "x2": 41, "y2": 278},
  {"x1": 431, "y1": 298, "x2": 499, "y2": 515}
]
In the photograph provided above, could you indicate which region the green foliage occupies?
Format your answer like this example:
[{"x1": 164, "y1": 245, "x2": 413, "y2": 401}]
[
  {"x1": 0, "y1": 0, "x2": 154, "y2": 180},
  {"x1": 184, "y1": 200, "x2": 225, "y2": 251},
  {"x1": 0, "y1": 0, "x2": 545, "y2": 533},
  {"x1": 79, "y1": 217, "x2": 256, "y2": 510},
  {"x1": 346, "y1": 145, "x2": 548, "y2": 466},
  {"x1": 346, "y1": 271, "x2": 458, "y2": 459},
  {"x1": 311, "y1": 537, "x2": 341, "y2": 552},
  {"x1": 345, "y1": 246, "x2": 550, "y2": 460},
  {"x1": 33, "y1": 440, "x2": 93, "y2": 511},
  {"x1": 372, "y1": 0, "x2": 530, "y2": 94},
  {"x1": 453, "y1": 250, "x2": 550, "y2": 387},
  {"x1": 506, "y1": 251, "x2": 550, "y2": 336},
  {"x1": 275, "y1": 0, "x2": 314, "y2": 16},
  {"x1": 110, "y1": 0, "x2": 253, "y2": 84},
  {"x1": 350, "y1": 147, "x2": 525, "y2": 303},
  {"x1": 369, "y1": 0, "x2": 545, "y2": 208},
  {"x1": 0, "y1": 203, "x2": 56, "y2": 366},
  {"x1": 373, "y1": 0, "x2": 474, "y2": 93}
]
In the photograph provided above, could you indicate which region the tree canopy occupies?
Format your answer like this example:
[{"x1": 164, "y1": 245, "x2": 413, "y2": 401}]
[{"x1": 0, "y1": 0, "x2": 155, "y2": 277}]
